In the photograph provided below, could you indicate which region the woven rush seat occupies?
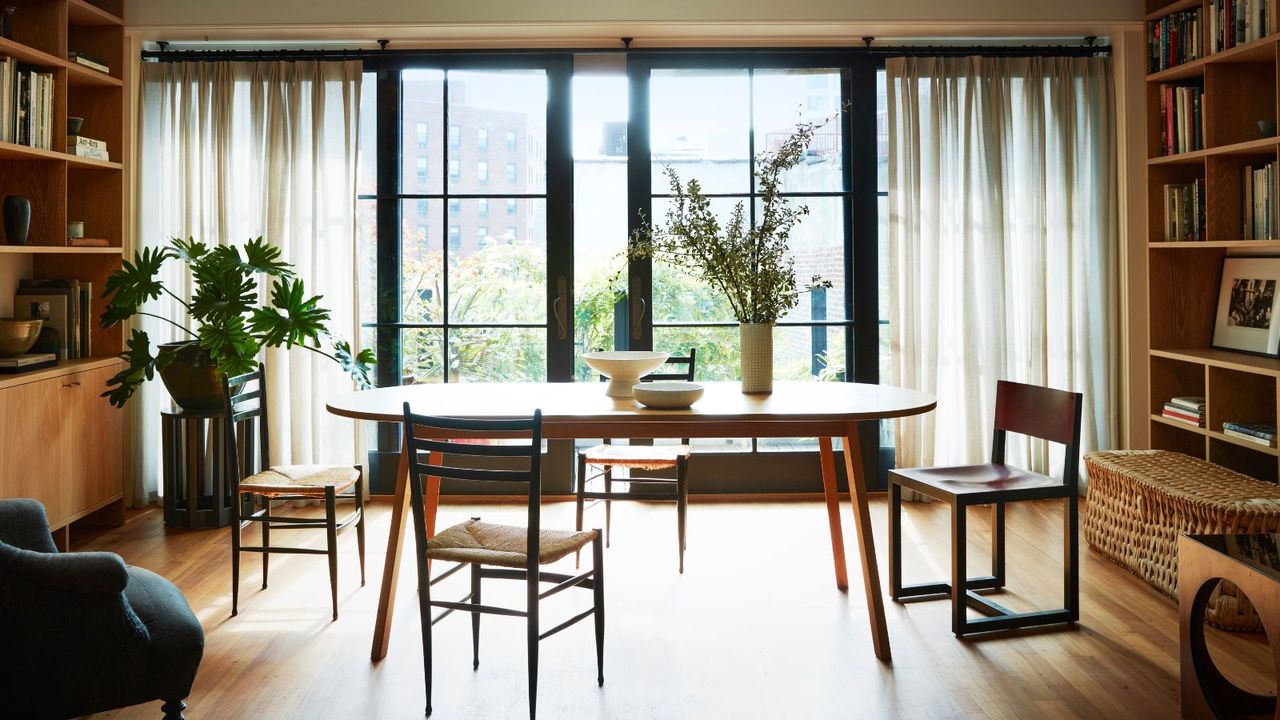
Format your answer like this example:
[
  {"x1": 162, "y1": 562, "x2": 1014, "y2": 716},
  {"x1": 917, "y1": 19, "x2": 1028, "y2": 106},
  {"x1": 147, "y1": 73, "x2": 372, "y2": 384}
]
[
  {"x1": 428, "y1": 518, "x2": 599, "y2": 569},
  {"x1": 580, "y1": 443, "x2": 690, "y2": 470},
  {"x1": 238, "y1": 464, "x2": 360, "y2": 498},
  {"x1": 1083, "y1": 449, "x2": 1280, "y2": 631}
]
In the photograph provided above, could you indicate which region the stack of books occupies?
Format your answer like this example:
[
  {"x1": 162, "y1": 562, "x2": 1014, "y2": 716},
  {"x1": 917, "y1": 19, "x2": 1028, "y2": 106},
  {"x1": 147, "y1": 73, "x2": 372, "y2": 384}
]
[
  {"x1": 1149, "y1": 9, "x2": 1202, "y2": 72},
  {"x1": 12, "y1": 279, "x2": 93, "y2": 360},
  {"x1": 1158, "y1": 83, "x2": 1204, "y2": 155},
  {"x1": 67, "y1": 51, "x2": 109, "y2": 75},
  {"x1": 1223, "y1": 421, "x2": 1277, "y2": 447},
  {"x1": 1163, "y1": 396, "x2": 1205, "y2": 427},
  {"x1": 1210, "y1": 0, "x2": 1272, "y2": 53},
  {"x1": 1242, "y1": 161, "x2": 1279, "y2": 240},
  {"x1": 68, "y1": 135, "x2": 108, "y2": 161},
  {"x1": 1163, "y1": 178, "x2": 1206, "y2": 241},
  {"x1": 0, "y1": 57, "x2": 54, "y2": 149}
]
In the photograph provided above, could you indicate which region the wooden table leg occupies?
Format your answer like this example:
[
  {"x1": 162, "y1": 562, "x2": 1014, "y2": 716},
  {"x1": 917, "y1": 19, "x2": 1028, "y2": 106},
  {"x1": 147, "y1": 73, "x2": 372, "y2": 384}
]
[
  {"x1": 818, "y1": 437, "x2": 849, "y2": 591},
  {"x1": 370, "y1": 434, "x2": 411, "y2": 661},
  {"x1": 842, "y1": 421, "x2": 892, "y2": 661}
]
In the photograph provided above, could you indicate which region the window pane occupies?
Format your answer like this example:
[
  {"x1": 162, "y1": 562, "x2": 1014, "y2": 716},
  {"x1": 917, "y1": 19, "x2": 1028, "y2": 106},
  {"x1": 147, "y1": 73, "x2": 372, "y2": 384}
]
[
  {"x1": 652, "y1": 325, "x2": 740, "y2": 381},
  {"x1": 650, "y1": 69, "x2": 750, "y2": 194},
  {"x1": 357, "y1": 72, "x2": 377, "y2": 196},
  {"x1": 447, "y1": 70, "x2": 546, "y2": 194},
  {"x1": 448, "y1": 199, "x2": 546, "y2": 324},
  {"x1": 574, "y1": 74, "x2": 629, "y2": 379},
  {"x1": 402, "y1": 328, "x2": 445, "y2": 385},
  {"x1": 401, "y1": 200, "x2": 444, "y2": 325},
  {"x1": 357, "y1": 198, "x2": 377, "y2": 323},
  {"x1": 450, "y1": 328, "x2": 547, "y2": 382},
  {"x1": 752, "y1": 69, "x2": 844, "y2": 193},
  {"x1": 650, "y1": 196, "x2": 744, "y2": 324},
  {"x1": 402, "y1": 69, "x2": 445, "y2": 195},
  {"x1": 753, "y1": 196, "x2": 846, "y2": 322},
  {"x1": 775, "y1": 324, "x2": 846, "y2": 382}
]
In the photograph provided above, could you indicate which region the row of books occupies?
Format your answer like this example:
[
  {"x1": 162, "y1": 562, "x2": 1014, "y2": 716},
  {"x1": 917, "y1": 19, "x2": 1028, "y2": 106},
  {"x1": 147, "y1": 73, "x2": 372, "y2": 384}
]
[
  {"x1": 0, "y1": 57, "x2": 54, "y2": 149},
  {"x1": 1149, "y1": 10, "x2": 1203, "y2": 72},
  {"x1": 1223, "y1": 422, "x2": 1278, "y2": 447},
  {"x1": 12, "y1": 279, "x2": 92, "y2": 360},
  {"x1": 1163, "y1": 179, "x2": 1206, "y2": 241},
  {"x1": 1162, "y1": 396, "x2": 1204, "y2": 427},
  {"x1": 1158, "y1": 83, "x2": 1204, "y2": 155},
  {"x1": 1243, "y1": 161, "x2": 1279, "y2": 240},
  {"x1": 1209, "y1": 0, "x2": 1272, "y2": 53}
]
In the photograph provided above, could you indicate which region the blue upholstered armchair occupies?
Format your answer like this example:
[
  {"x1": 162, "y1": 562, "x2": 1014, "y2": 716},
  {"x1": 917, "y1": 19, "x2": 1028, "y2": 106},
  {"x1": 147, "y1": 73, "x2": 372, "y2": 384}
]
[{"x1": 0, "y1": 499, "x2": 204, "y2": 719}]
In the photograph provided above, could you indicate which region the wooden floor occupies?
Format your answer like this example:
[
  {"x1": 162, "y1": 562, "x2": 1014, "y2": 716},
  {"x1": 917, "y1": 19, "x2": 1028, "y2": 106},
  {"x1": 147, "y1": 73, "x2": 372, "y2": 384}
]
[{"x1": 79, "y1": 496, "x2": 1274, "y2": 720}]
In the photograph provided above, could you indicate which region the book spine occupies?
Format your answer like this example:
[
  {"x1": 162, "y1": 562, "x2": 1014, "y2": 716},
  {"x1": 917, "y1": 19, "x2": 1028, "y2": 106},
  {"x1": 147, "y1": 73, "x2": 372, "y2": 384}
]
[
  {"x1": 1223, "y1": 428, "x2": 1276, "y2": 446},
  {"x1": 1169, "y1": 398, "x2": 1206, "y2": 412},
  {"x1": 1222, "y1": 422, "x2": 1277, "y2": 439},
  {"x1": 1163, "y1": 411, "x2": 1205, "y2": 426}
]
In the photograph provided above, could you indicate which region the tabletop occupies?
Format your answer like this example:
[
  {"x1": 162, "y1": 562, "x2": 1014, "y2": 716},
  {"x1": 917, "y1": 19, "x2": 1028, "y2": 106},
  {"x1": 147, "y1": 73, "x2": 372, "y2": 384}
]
[{"x1": 326, "y1": 380, "x2": 936, "y2": 426}]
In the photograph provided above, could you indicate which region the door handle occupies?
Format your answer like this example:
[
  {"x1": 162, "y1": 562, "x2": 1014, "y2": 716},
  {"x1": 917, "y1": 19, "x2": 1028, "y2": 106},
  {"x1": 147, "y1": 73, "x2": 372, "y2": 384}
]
[
  {"x1": 630, "y1": 277, "x2": 646, "y2": 340},
  {"x1": 553, "y1": 276, "x2": 568, "y2": 340}
]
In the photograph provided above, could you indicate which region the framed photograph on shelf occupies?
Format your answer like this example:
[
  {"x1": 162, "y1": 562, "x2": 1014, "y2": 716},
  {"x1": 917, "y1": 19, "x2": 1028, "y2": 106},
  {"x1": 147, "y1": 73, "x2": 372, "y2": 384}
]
[{"x1": 1212, "y1": 256, "x2": 1280, "y2": 357}]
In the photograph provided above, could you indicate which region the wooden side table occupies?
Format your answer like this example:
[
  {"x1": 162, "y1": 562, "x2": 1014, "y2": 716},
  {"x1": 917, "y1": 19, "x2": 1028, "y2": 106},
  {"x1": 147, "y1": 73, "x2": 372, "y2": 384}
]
[
  {"x1": 161, "y1": 406, "x2": 236, "y2": 529},
  {"x1": 1179, "y1": 534, "x2": 1280, "y2": 720}
]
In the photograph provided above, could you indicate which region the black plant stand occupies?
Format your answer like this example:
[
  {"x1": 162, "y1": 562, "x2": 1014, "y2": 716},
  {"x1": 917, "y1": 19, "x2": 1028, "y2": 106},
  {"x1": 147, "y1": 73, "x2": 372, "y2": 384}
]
[{"x1": 162, "y1": 406, "x2": 239, "y2": 529}]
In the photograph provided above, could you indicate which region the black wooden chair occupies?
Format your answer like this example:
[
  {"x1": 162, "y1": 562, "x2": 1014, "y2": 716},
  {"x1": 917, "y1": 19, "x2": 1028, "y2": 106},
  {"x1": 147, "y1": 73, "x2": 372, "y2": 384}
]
[
  {"x1": 575, "y1": 349, "x2": 695, "y2": 572},
  {"x1": 403, "y1": 405, "x2": 604, "y2": 719},
  {"x1": 888, "y1": 379, "x2": 1083, "y2": 637},
  {"x1": 221, "y1": 364, "x2": 366, "y2": 620}
]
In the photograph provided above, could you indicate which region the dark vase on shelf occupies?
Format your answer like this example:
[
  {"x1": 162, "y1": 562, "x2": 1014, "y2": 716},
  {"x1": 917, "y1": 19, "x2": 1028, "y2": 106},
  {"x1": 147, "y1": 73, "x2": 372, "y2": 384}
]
[{"x1": 3, "y1": 195, "x2": 29, "y2": 246}]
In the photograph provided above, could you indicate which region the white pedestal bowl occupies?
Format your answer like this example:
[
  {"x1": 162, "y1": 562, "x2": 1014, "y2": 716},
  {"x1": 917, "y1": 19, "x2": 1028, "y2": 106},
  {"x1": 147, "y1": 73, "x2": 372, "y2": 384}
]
[{"x1": 582, "y1": 351, "x2": 669, "y2": 398}]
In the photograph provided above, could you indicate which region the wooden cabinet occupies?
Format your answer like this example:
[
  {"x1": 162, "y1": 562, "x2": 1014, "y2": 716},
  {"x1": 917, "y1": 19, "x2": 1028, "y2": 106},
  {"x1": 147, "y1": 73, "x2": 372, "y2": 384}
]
[{"x1": 0, "y1": 358, "x2": 123, "y2": 529}]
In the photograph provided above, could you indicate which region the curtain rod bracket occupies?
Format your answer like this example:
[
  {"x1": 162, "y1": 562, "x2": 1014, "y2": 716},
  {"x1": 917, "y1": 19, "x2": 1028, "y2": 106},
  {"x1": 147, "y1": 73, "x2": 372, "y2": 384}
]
[
  {"x1": 1084, "y1": 36, "x2": 1097, "y2": 47},
  {"x1": 621, "y1": 37, "x2": 633, "y2": 48},
  {"x1": 156, "y1": 41, "x2": 169, "y2": 51},
  {"x1": 378, "y1": 39, "x2": 389, "y2": 51},
  {"x1": 862, "y1": 36, "x2": 874, "y2": 48}
]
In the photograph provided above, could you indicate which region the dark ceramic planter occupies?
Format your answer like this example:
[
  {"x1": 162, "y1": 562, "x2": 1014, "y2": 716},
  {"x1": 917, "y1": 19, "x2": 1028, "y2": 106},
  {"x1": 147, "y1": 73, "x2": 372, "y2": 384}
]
[
  {"x1": 158, "y1": 342, "x2": 223, "y2": 412},
  {"x1": 3, "y1": 195, "x2": 30, "y2": 246}
]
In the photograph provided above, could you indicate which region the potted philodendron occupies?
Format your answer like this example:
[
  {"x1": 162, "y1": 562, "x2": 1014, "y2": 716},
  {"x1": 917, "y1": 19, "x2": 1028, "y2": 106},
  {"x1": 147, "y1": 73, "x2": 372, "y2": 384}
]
[
  {"x1": 100, "y1": 236, "x2": 375, "y2": 410},
  {"x1": 627, "y1": 117, "x2": 832, "y2": 394}
]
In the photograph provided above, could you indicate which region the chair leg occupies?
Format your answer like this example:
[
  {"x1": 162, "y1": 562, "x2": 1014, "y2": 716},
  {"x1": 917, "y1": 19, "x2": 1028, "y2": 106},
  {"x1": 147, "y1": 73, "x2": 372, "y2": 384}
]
[
  {"x1": 260, "y1": 494, "x2": 270, "y2": 590},
  {"x1": 575, "y1": 453, "x2": 586, "y2": 569},
  {"x1": 161, "y1": 699, "x2": 186, "y2": 720},
  {"x1": 527, "y1": 563, "x2": 540, "y2": 720},
  {"x1": 991, "y1": 502, "x2": 1006, "y2": 589},
  {"x1": 416, "y1": 539, "x2": 434, "y2": 715},
  {"x1": 471, "y1": 562, "x2": 482, "y2": 670},
  {"x1": 231, "y1": 491, "x2": 242, "y2": 617},
  {"x1": 603, "y1": 467, "x2": 613, "y2": 548},
  {"x1": 676, "y1": 455, "x2": 688, "y2": 574},
  {"x1": 1065, "y1": 493, "x2": 1079, "y2": 621},
  {"x1": 356, "y1": 473, "x2": 367, "y2": 586},
  {"x1": 325, "y1": 486, "x2": 339, "y2": 621},
  {"x1": 593, "y1": 532, "x2": 605, "y2": 687},
  {"x1": 889, "y1": 481, "x2": 902, "y2": 601},
  {"x1": 951, "y1": 502, "x2": 967, "y2": 637}
]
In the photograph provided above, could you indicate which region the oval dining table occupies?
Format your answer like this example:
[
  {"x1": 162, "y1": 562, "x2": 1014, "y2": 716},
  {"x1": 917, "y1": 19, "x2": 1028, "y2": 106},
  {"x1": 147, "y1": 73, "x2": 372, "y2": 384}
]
[{"x1": 327, "y1": 380, "x2": 936, "y2": 663}]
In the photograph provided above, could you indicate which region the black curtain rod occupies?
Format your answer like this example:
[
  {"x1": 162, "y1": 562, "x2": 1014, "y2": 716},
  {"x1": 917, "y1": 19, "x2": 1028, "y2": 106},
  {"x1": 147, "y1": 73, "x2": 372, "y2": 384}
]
[{"x1": 140, "y1": 43, "x2": 1110, "y2": 63}]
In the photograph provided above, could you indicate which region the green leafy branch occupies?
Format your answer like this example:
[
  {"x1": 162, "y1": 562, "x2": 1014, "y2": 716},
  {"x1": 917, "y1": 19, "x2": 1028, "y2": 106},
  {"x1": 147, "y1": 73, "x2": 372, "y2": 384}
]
[{"x1": 100, "y1": 236, "x2": 376, "y2": 408}]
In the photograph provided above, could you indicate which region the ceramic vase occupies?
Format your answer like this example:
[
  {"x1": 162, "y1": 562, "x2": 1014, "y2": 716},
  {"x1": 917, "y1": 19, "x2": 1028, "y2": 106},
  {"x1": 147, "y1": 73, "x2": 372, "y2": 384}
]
[
  {"x1": 739, "y1": 322, "x2": 774, "y2": 394},
  {"x1": 3, "y1": 195, "x2": 29, "y2": 245}
]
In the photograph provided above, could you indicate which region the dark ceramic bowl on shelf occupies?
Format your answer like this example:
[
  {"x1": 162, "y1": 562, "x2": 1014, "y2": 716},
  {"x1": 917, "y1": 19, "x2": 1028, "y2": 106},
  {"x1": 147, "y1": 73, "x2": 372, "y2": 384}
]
[{"x1": 67, "y1": 116, "x2": 84, "y2": 136}]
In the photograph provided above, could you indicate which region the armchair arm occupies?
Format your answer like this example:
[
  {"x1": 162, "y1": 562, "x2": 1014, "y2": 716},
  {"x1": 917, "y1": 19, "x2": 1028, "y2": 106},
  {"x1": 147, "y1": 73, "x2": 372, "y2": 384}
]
[
  {"x1": 0, "y1": 498, "x2": 58, "y2": 553},
  {"x1": 0, "y1": 543, "x2": 129, "y2": 595}
]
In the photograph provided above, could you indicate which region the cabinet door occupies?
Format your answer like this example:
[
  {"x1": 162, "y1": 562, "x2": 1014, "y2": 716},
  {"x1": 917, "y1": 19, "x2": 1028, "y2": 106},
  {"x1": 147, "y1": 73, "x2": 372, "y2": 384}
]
[
  {"x1": 61, "y1": 365, "x2": 123, "y2": 520},
  {"x1": 0, "y1": 377, "x2": 67, "y2": 526}
]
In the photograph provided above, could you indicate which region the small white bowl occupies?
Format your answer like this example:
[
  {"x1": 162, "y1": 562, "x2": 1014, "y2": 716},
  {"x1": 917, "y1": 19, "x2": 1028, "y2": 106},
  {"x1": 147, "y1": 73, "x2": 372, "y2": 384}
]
[
  {"x1": 583, "y1": 351, "x2": 670, "y2": 398},
  {"x1": 633, "y1": 381, "x2": 705, "y2": 409}
]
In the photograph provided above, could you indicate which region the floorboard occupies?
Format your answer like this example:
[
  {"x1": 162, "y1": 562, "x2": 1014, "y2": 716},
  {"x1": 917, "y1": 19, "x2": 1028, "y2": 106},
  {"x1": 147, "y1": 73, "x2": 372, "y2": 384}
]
[{"x1": 78, "y1": 497, "x2": 1273, "y2": 719}]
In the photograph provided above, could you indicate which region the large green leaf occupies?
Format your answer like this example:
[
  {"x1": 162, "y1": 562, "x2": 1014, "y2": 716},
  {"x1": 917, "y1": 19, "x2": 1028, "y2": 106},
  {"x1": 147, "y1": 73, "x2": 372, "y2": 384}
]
[
  {"x1": 249, "y1": 278, "x2": 331, "y2": 348},
  {"x1": 242, "y1": 236, "x2": 294, "y2": 277},
  {"x1": 197, "y1": 316, "x2": 258, "y2": 376},
  {"x1": 170, "y1": 236, "x2": 209, "y2": 263},
  {"x1": 334, "y1": 340, "x2": 376, "y2": 389},
  {"x1": 102, "y1": 329, "x2": 158, "y2": 407},
  {"x1": 100, "y1": 246, "x2": 174, "y2": 328},
  {"x1": 189, "y1": 247, "x2": 256, "y2": 324}
]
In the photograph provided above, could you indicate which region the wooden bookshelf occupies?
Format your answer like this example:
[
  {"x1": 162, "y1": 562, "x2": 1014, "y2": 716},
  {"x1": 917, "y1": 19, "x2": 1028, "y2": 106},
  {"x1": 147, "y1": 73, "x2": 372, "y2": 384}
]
[
  {"x1": 1145, "y1": 1, "x2": 1280, "y2": 482},
  {"x1": 0, "y1": 0, "x2": 125, "y2": 541}
]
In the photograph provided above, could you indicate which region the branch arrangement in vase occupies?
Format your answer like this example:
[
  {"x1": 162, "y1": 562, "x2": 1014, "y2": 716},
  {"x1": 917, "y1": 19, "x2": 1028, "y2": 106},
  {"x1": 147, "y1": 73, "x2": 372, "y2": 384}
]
[
  {"x1": 99, "y1": 236, "x2": 376, "y2": 409},
  {"x1": 625, "y1": 115, "x2": 835, "y2": 325}
]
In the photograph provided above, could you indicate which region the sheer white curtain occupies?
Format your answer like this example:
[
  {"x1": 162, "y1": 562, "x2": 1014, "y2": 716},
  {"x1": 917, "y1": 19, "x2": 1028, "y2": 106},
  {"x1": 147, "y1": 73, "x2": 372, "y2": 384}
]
[
  {"x1": 133, "y1": 60, "x2": 364, "y2": 505},
  {"x1": 886, "y1": 56, "x2": 1118, "y2": 486}
]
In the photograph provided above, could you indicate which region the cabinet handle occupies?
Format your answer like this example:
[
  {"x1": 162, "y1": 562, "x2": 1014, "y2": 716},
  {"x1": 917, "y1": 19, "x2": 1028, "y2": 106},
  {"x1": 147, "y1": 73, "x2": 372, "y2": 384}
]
[{"x1": 61, "y1": 381, "x2": 81, "y2": 388}]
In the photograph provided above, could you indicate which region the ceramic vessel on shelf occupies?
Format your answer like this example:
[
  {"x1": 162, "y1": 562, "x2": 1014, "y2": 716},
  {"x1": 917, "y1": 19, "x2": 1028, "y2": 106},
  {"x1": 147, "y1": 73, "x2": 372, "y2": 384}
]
[
  {"x1": 633, "y1": 381, "x2": 704, "y2": 409},
  {"x1": 582, "y1": 351, "x2": 669, "y2": 398},
  {"x1": 0, "y1": 318, "x2": 43, "y2": 357}
]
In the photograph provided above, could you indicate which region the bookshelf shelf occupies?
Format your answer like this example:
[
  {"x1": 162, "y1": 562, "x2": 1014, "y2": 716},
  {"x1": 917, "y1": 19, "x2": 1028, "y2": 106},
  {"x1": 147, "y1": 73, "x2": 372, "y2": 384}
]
[
  {"x1": 1150, "y1": 239, "x2": 1280, "y2": 248},
  {"x1": 1149, "y1": 136, "x2": 1280, "y2": 165},
  {"x1": 0, "y1": 245, "x2": 120, "y2": 254},
  {"x1": 1146, "y1": 34, "x2": 1280, "y2": 82},
  {"x1": 1208, "y1": 428, "x2": 1280, "y2": 455},
  {"x1": 1151, "y1": 348, "x2": 1280, "y2": 377},
  {"x1": 68, "y1": 0, "x2": 124, "y2": 26},
  {"x1": 66, "y1": 153, "x2": 121, "y2": 170},
  {"x1": 1151, "y1": 413, "x2": 1208, "y2": 435},
  {"x1": 0, "y1": 37, "x2": 69, "y2": 71},
  {"x1": 66, "y1": 62, "x2": 121, "y2": 87},
  {"x1": 0, "y1": 356, "x2": 123, "y2": 392}
]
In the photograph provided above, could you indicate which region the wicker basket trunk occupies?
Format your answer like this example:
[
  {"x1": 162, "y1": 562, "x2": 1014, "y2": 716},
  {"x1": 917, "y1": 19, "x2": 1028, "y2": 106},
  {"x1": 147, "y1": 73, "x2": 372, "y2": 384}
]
[{"x1": 1083, "y1": 449, "x2": 1280, "y2": 631}]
